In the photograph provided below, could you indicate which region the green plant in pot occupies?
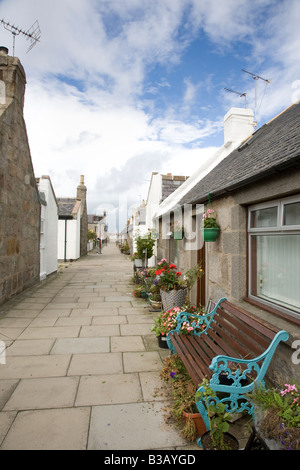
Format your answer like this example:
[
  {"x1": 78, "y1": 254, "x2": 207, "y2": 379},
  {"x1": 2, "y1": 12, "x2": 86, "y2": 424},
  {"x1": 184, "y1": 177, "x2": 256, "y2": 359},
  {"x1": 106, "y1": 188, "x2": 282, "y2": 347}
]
[
  {"x1": 249, "y1": 382, "x2": 300, "y2": 450},
  {"x1": 135, "y1": 230, "x2": 156, "y2": 264},
  {"x1": 196, "y1": 378, "x2": 239, "y2": 450},
  {"x1": 201, "y1": 208, "x2": 220, "y2": 242}
]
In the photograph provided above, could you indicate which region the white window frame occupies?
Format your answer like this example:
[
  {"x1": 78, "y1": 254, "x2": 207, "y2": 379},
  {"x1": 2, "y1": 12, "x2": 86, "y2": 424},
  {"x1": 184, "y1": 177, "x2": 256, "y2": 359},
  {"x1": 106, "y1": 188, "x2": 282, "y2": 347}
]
[{"x1": 248, "y1": 195, "x2": 300, "y2": 319}]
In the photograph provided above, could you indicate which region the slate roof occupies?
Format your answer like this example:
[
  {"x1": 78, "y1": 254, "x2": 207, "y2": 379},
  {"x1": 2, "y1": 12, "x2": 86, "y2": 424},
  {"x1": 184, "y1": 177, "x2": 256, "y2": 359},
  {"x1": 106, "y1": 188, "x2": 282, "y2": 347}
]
[
  {"x1": 161, "y1": 174, "x2": 189, "y2": 202},
  {"x1": 180, "y1": 102, "x2": 300, "y2": 205},
  {"x1": 57, "y1": 198, "x2": 80, "y2": 218}
]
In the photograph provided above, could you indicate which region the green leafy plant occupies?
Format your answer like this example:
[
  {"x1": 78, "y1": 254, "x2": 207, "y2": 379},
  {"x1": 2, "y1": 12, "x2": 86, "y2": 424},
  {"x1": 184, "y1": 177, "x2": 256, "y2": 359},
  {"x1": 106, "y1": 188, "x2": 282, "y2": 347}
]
[
  {"x1": 154, "y1": 259, "x2": 183, "y2": 291},
  {"x1": 182, "y1": 263, "x2": 204, "y2": 290},
  {"x1": 202, "y1": 209, "x2": 220, "y2": 229},
  {"x1": 151, "y1": 306, "x2": 180, "y2": 337},
  {"x1": 196, "y1": 378, "x2": 233, "y2": 450},
  {"x1": 135, "y1": 230, "x2": 156, "y2": 259},
  {"x1": 250, "y1": 383, "x2": 300, "y2": 450}
]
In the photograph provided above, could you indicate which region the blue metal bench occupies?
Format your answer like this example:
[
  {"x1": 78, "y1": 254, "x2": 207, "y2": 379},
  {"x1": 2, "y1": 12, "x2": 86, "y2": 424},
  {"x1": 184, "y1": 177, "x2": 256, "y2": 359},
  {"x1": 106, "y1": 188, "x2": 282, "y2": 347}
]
[{"x1": 167, "y1": 298, "x2": 289, "y2": 437}]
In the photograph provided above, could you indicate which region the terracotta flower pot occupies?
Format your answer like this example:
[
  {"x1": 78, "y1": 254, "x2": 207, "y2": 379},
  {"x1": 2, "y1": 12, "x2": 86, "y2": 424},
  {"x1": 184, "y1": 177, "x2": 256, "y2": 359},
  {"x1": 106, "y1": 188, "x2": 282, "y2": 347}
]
[{"x1": 182, "y1": 411, "x2": 206, "y2": 438}]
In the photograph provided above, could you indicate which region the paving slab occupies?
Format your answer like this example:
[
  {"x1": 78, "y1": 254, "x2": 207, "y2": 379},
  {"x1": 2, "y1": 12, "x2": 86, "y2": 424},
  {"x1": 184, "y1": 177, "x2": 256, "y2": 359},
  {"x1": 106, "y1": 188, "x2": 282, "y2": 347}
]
[
  {"x1": 3, "y1": 376, "x2": 79, "y2": 410},
  {"x1": 51, "y1": 337, "x2": 110, "y2": 355},
  {"x1": 0, "y1": 355, "x2": 71, "y2": 379},
  {"x1": 111, "y1": 335, "x2": 145, "y2": 352},
  {"x1": 18, "y1": 326, "x2": 80, "y2": 340},
  {"x1": 87, "y1": 402, "x2": 187, "y2": 450},
  {"x1": 1, "y1": 407, "x2": 90, "y2": 450},
  {"x1": 123, "y1": 351, "x2": 162, "y2": 373},
  {"x1": 67, "y1": 352, "x2": 123, "y2": 376},
  {"x1": 5, "y1": 339, "x2": 54, "y2": 356},
  {"x1": 75, "y1": 373, "x2": 142, "y2": 406}
]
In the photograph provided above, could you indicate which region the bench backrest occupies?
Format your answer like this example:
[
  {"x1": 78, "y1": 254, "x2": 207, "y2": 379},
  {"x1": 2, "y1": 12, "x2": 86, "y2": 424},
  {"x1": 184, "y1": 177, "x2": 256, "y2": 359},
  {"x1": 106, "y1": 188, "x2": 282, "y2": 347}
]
[{"x1": 208, "y1": 299, "x2": 281, "y2": 362}]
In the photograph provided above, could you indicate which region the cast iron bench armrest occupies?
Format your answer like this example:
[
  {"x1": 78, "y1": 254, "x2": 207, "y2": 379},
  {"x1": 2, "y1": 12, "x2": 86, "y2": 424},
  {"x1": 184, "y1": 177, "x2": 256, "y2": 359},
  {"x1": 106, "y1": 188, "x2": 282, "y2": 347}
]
[
  {"x1": 173, "y1": 297, "x2": 226, "y2": 334},
  {"x1": 209, "y1": 329, "x2": 290, "y2": 385}
]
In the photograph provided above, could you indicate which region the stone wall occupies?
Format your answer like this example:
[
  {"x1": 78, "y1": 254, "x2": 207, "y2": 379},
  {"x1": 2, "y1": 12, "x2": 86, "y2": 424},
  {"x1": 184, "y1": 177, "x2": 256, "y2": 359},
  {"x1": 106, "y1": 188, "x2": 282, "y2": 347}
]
[
  {"x1": 76, "y1": 176, "x2": 88, "y2": 257},
  {"x1": 0, "y1": 51, "x2": 40, "y2": 305}
]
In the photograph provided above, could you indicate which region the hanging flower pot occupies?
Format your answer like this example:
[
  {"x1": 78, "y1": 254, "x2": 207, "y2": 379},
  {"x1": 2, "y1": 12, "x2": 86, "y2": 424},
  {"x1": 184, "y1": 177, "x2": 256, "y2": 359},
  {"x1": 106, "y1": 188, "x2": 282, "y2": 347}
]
[
  {"x1": 201, "y1": 227, "x2": 220, "y2": 242},
  {"x1": 201, "y1": 208, "x2": 220, "y2": 242}
]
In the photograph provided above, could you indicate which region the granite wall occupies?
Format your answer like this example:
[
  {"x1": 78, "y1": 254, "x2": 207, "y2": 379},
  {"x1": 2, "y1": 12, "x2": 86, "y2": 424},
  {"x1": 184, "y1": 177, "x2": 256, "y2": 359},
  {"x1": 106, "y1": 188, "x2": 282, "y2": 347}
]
[{"x1": 0, "y1": 50, "x2": 40, "y2": 305}]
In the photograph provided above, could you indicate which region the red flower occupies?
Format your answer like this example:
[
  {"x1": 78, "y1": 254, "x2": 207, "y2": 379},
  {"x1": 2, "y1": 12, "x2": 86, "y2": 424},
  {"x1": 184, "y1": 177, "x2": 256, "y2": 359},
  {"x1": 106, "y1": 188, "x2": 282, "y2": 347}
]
[
  {"x1": 169, "y1": 264, "x2": 177, "y2": 269},
  {"x1": 176, "y1": 271, "x2": 181, "y2": 276}
]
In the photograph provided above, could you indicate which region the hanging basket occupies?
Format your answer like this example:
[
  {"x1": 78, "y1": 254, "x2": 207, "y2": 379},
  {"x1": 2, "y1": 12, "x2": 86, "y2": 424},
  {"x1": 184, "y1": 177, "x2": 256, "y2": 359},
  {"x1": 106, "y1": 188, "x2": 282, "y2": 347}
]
[
  {"x1": 201, "y1": 228, "x2": 220, "y2": 242},
  {"x1": 160, "y1": 288, "x2": 188, "y2": 311}
]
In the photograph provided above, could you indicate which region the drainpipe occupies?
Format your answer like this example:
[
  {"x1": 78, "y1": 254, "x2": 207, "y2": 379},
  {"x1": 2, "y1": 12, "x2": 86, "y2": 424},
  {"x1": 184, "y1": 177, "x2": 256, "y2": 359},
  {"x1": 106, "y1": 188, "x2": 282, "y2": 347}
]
[{"x1": 64, "y1": 219, "x2": 67, "y2": 262}]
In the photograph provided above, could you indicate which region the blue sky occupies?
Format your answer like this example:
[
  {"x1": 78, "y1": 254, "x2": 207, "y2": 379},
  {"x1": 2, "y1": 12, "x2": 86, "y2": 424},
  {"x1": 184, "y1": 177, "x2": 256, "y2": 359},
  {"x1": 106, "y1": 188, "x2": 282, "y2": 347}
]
[{"x1": 0, "y1": 0, "x2": 300, "y2": 231}]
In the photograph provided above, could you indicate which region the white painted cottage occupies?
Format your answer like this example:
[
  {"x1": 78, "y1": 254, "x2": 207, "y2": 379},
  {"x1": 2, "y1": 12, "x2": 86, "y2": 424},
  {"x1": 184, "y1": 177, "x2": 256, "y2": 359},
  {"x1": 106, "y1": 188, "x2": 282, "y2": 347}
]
[
  {"x1": 57, "y1": 198, "x2": 82, "y2": 262},
  {"x1": 36, "y1": 176, "x2": 58, "y2": 280}
]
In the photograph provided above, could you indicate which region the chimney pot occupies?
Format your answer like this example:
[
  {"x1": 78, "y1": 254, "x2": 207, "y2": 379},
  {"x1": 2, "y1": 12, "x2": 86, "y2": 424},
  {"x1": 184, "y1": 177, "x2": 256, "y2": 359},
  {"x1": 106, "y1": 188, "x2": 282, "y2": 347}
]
[
  {"x1": 223, "y1": 107, "x2": 255, "y2": 145},
  {"x1": 0, "y1": 46, "x2": 8, "y2": 55}
]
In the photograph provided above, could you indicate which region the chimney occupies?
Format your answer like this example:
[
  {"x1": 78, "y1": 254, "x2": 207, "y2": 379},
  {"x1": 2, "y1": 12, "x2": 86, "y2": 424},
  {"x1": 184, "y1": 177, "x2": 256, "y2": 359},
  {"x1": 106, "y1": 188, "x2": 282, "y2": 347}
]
[
  {"x1": 0, "y1": 48, "x2": 26, "y2": 110},
  {"x1": 223, "y1": 108, "x2": 255, "y2": 146},
  {"x1": 76, "y1": 175, "x2": 87, "y2": 202}
]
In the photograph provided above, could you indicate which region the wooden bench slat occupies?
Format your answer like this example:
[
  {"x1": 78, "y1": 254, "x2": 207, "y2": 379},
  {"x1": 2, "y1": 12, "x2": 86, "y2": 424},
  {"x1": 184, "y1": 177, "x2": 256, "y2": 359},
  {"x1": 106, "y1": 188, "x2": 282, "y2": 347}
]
[
  {"x1": 169, "y1": 334, "x2": 205, "y2": 384},
  {"x1": 217, "y1": 309, "x2": 270, "y2": 351},
  {"x1": 181, "y1": 336, "x2": 209, "y2": 381},
  {"x1": 214, "y1": 313, "x2": 267, "y2": 357},
  {"x1": 221, "y1": 300, "x2": 279, "y2": 338}
]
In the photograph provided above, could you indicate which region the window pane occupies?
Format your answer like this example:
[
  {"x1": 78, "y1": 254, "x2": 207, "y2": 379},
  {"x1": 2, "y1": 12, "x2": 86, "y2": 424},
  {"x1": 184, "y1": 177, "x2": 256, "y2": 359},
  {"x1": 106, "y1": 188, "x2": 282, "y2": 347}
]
[
  {"x1": 251, "y1": 234, "x2": 300, "y2": 313},
  {"x1": 250, "y1": 206, "x2": 278, "y2": 228},
  {"x1": 283, "y1": 202, "x2": 300, "y2": 226}
]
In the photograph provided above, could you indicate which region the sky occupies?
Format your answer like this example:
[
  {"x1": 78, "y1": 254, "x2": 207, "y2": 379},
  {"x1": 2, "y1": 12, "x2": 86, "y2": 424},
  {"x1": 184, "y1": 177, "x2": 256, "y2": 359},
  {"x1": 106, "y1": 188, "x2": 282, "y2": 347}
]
[{"x1": 1, "y1": 0, "x2": 300, "y2": 231}]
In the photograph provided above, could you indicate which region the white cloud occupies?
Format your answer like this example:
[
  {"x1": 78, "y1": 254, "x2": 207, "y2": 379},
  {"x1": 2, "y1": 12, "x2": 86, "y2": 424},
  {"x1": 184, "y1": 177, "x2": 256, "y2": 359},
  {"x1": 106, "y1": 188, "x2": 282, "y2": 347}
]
[{"x1": 1, "y1": 0, "x2": 299, "y2": 229}]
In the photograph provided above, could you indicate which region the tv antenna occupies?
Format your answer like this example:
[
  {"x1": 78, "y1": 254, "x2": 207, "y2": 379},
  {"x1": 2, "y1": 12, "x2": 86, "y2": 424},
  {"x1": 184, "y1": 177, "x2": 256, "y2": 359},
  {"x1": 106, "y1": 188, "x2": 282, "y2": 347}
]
[
  {"x1": 224, "y1": 88, "x2": 247, "y2": 109},
  {"x1": 242, "y1": 69, "x2": 271, "y2": 123},
  {"x1": 0, "y1": 19, "x2": 41, "y2": 56}
]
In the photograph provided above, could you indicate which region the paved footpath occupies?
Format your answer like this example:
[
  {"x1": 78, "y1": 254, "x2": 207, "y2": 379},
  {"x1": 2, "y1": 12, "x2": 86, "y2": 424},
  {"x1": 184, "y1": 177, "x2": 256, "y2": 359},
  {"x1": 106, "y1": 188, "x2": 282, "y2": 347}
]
[{"x1": 0, "y1": 243, "x2": 200, "y2": 450}]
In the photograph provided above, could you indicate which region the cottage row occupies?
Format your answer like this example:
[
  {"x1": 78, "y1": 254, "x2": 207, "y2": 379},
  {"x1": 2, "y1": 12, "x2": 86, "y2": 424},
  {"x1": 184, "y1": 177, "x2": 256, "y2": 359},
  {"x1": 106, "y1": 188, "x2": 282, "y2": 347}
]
[
  {"x1": 121, "y1": 103, "x2": 300, "y2": 386},
  {"x1": 0, "y1": 50, "x2": 106, "y2": 305}
]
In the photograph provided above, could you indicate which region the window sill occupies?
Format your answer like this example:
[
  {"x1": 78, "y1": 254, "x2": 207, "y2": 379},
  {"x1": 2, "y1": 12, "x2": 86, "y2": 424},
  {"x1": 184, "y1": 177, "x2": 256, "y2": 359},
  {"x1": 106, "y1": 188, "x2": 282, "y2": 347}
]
[{"x1": 244, "y1": 296, "x2": 300, "y2": 327}]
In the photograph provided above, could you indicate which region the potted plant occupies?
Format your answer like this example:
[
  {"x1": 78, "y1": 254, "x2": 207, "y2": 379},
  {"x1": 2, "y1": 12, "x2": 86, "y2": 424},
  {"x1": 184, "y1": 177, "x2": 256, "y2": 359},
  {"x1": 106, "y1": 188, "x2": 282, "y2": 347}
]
[
  {"x1": 170, "y1": 220, "x2": 184, "y2": 240},
  {"x1": 196, "y1": 378, "x2": 239, "y2": 450},
  {"x1": 201, "y1": 208, "x2": 220, "y2": 242},
  {"x1": 160, "y1": 355, "x2": 206, "y2": 441},
  {"x1": 148, "y1": 284, "x2": 162, "y2": 311},
  {"x1": 134, "y1": 230, "x2": 156, "y2": 267},
  {"x1": 249, "y1": 382, "x2": 300, "y2": 450},
  {"x1": 151, "y1": 307, "x2": 180, "y2": 348},
  {"x1": 154, "y1": 259, "x2": 187, "y2": 310}
]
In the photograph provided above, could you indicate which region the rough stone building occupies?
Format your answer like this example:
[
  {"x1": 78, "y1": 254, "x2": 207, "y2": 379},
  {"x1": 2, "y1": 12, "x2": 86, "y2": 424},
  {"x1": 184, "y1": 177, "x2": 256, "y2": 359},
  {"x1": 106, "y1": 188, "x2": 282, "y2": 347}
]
[
  {"x1": 76, "y1": 175, "x2": 88, "y2": 257},
  {"x1": 0, "y1": 48, "x2": 40, "y2": 305}
]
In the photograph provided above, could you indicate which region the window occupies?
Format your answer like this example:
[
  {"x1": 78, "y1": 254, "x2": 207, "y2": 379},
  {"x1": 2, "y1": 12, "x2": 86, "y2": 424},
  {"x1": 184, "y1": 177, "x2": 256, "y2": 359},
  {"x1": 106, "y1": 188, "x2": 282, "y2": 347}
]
[{"x1": 248, "y1": 196, "x2": 300, "y2": 318}]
